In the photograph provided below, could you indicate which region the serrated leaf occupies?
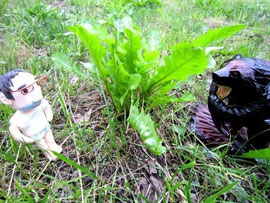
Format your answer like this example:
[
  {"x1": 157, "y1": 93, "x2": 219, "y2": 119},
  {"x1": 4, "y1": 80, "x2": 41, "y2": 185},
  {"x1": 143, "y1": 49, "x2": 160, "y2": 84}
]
[
  {"x1": 149, "y1": 43, "x2": 207, "y2": 91},
  {"x1": 240, "y1": 148, "x2": 270, "y2": 160},
  {"x1": 204, "y1": 181, "x2": 239, "y2": 203},
  {"x1": 110, "y1": 64, "x2": 141, "y2": 105},
  {"x1": 149, "y1": 80, "x2": 177, "y2": 98},
  {"x1": 128, "y1": 105, "x2": 166, "y2": 155},
  {"x1": 52, "y1": 53, "x2": 88, "y2": 79},
  {"x1": 148, "y1": 92, "x2": 196, "y2": 108},
  {"x1": 69, "y1": 24, "x2": 118, "y2": 110},
  {"x1": 148, "y1": 96, "x2": 180, "y2": 108},
  {"x1": 143, "y1": 50, "x2": 160, "y2": 62},
  {"x1": 193, "y1": 24, "x2": 246, "y2": 47},
  {"x1": 121, "y1": 28, "x2": 142, "y2": 74},
  {"x1": 178, "y1": 92, "x2": 196, "y2": 102},
  {"x1": 68, "y1": 24, "x2": 108, "y2": 79}
]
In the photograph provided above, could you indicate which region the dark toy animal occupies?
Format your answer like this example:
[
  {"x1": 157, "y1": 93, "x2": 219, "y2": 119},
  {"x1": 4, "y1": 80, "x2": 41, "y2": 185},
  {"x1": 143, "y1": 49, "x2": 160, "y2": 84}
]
[{"x1": 193, "y1": 55, "x2": 270, "y2": 151}]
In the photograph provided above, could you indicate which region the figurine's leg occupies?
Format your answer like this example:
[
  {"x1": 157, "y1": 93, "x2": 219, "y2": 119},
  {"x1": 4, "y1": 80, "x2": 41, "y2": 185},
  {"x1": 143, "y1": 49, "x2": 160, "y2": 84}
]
[
  {"x1": 44, "y1": 130, "x2": 62, "y2": 153},
  {"x1": 36, "y1": 139, "x2": 57, "y2": 161}
]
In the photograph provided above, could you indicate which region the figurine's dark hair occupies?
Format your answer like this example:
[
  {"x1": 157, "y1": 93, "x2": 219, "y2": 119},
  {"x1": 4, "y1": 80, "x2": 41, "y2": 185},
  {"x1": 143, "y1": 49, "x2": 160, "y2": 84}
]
[{"x1": 0, "y1": 69, "x2": 28, "y2": 100}]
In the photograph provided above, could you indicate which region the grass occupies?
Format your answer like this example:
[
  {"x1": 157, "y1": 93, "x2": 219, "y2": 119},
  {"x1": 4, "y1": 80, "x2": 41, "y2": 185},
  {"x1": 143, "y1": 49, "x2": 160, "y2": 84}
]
[{"x1": 0, "y1": 0, "x2": 270, "y2": 202}]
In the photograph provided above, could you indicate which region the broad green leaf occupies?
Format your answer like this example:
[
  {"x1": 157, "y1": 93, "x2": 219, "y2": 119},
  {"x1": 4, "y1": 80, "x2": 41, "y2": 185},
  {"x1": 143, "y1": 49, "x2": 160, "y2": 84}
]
[
  {"x1": 128, "y1": 105, "x2": 166, "y2": 155},
  {"x1": 69, "y1": 24, "x2": 117, "y2": 108},
  {"x1": 178, "y1": 92, "x2": 197, "y2": 102},
  {"x1": 148, "y1": 92, "x2": 196, "y2": 108},
  {"x1": 52, "y1": 53, "x2": 88, "y2": 79},
  {"x1": 204, "y1": 181, "x2": 239, "y2": 203},
  {"x1": 193, "y1": 24, "x2": 246, "y2": 47},
  {"x1": 143, "y1": 50, "x2": 160, "y2": 62},
  {"x1": 110, "y1": 64, "x2": 141, "y2": 105},
  {"x1": 68, "y1": 24, "x2": 108, "y2": 79},
  {"x1": 241, "y1": 148, "x2": 270, "y2": 160},
  {"x1": 148, "y1": 96, "x2": 180, "y2": 108},
  {"x1": 121, "y1": 28, "x2": 142, "y2": 74},
  {"x1": 149, "y1": 43, "x2": 207, "y2": 91},
  {"x1": 52, "y1": 151, "x2": 98, "y2": 179},
  {"x1": 136, "y1": 50, "x2": 160, "y2": 92}
]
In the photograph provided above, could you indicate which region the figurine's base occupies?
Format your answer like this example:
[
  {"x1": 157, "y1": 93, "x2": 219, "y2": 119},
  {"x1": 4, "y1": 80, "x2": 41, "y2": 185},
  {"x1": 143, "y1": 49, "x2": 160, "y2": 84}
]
[
  {"x1": 190, "y1": 104, "x2": 248, "y2": 153},
  {"x1": 190, "y1": 104, "x2": 229, "y2": 144}
]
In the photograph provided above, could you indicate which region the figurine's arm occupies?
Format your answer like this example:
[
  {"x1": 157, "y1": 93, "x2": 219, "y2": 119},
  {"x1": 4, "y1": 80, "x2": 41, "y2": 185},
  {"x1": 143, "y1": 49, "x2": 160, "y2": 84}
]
[
  {"x1": 9, "y1": 124, "x2": 35, "y2": 143},
  {"x1": 42, "y1": 99, "x2": 53, "y2": 122}
]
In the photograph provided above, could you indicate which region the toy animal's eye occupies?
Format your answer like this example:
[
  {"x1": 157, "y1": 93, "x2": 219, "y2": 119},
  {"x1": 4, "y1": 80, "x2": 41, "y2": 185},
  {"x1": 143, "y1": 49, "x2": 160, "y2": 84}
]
[{"x1": 229, "y1": 71, "x2": 240, "y2": 79}]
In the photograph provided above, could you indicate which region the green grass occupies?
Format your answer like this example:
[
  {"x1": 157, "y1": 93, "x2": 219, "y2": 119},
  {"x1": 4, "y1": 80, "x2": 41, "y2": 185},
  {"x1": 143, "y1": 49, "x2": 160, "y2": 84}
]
[{"x1": 0, "y1": 0, "x2": 270, "y2": 202}]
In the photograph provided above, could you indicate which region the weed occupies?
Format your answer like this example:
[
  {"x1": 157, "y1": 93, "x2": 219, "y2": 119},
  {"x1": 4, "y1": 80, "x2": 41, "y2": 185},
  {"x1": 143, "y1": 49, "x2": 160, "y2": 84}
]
[
  {"x1": 55, "y1": 21, "x2": 244, "y2": 155},
  {"x1": 0, "y1": 0, "x2": 269, "y2": 202}
]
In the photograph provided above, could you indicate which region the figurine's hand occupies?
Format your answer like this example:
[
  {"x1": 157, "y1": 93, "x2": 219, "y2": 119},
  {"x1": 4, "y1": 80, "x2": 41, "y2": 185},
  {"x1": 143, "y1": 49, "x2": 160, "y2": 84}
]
[
  {"x1": 46, "y1": 112, "x2": 53, "y2": 122},
  {"x1": 9, "y1": 125, "x2": 35, "y2": 143},
  {"x1": 42, "y1": 99, "x2": 53, "y2": 122}
]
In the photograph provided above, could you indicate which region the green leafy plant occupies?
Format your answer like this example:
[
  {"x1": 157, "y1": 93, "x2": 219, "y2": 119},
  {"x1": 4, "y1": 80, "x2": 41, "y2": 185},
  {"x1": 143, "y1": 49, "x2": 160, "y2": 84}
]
[
  {"x1": 128, "y1": 105, "x2": 166, "y2": 155},
  {"x1": 0, "y1": 0, "x2": 9, "y2": 11},
  {"x1": 240, "y1": 148, "x2": 270, "y2": 160},
  {"x1": 19, "y1": 1, "x2": 65, "y2": 47},
  {"x1": 54, "y1": 19, "x2": 245, "y2": 155},
  {"x1": 130, "y1": 0, "x2": 162, "y2": 7},
  {"x1": 67, "y1": 23, "x2": 207, "y2": 113},
  {"x1": 52, "y1": 151, "x2": 98, "y2": 179},
  {"x1": 204, "y1": 181, "x2": 239, "y2": 203}
]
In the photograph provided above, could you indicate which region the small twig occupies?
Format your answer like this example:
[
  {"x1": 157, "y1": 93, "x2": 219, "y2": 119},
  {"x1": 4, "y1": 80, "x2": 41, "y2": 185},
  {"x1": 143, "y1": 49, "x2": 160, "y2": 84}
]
[
  {"x1": 124, "y1": 162, "x2": 140, "y2": 192},
  {"x1": 7, "y1": 143, "x2": 22, "y2": 198},
  {"x1": 155, "y1": 161, "x2": 187, "y2": 202},
  {"x1": 73, "y1": 132, "x2": 85, "y2": 203},
  {"x1": 67, "y1": 91, "x2": 85, "y2": 203}
]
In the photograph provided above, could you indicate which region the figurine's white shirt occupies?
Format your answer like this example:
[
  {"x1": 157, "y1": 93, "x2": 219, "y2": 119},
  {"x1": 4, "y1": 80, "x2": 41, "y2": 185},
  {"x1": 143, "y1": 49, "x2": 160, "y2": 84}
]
[{"x1": 9, "y1": 99, "x2": 50, "y2": 138}]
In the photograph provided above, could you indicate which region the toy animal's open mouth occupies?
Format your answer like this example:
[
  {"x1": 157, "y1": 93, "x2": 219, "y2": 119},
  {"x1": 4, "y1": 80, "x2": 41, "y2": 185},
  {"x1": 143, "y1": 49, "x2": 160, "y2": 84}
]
[{"x1": 216, "y1": 84, "x2": 232, "y2": 100}]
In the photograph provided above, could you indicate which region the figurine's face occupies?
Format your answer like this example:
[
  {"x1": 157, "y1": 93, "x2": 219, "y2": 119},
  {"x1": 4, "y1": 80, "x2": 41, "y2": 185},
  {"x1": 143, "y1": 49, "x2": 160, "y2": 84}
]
[{"x1": 10, "y1": 72, "x2": 43, "y2": 111}]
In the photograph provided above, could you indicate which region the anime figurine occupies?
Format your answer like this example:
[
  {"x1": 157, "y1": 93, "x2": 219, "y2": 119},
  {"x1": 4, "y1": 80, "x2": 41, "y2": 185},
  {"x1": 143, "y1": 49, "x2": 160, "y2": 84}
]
[{"x1": 0, "y1": 69, "x2": 62, "y2": 160}]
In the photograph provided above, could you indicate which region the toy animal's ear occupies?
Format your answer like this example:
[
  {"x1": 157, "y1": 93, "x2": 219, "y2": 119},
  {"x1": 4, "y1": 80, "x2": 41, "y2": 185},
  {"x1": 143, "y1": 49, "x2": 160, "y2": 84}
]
[{"x1": 0, "y1": 92, "x2": 12, "y2": 106}]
